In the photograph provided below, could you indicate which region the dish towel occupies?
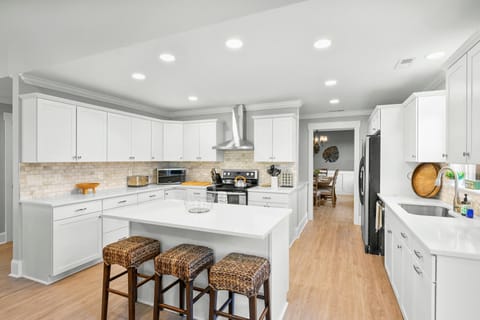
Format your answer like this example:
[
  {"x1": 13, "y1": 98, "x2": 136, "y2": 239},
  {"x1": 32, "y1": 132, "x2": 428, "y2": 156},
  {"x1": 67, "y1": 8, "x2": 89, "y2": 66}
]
[{"x1": 375, "y1": 202, "x2": 383, "y2": 232}]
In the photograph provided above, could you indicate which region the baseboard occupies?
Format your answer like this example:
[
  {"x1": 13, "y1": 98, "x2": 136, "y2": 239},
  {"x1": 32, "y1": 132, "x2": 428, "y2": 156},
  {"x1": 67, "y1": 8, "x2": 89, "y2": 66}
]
[
  {"x1": 295, "y1": 215, "x2": 308, "y2": 238},
  {"x1": 279, "y1": 302, "x2": 289, "y2": 320},
  {"x1": 9, "y1": 259, "x2": 23, "y2": 278},
  {"x1": 0, "y1": 232, "x2": 5, "y2": 244}
]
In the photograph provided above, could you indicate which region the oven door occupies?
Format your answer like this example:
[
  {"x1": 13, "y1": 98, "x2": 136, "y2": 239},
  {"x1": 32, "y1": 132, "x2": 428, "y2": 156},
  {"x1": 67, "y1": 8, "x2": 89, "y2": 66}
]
[{"x1": 226, "y1": 192, "x2": 247, "y2": 205}]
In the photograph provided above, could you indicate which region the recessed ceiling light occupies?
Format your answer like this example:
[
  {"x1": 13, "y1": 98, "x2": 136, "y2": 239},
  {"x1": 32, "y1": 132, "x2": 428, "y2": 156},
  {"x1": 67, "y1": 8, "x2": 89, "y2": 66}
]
[
  {"x1": 131, "y1": 73, "x2": 146, "y2": 80},
  {"x1": 159, "y1": 53, "x2": 176, "y2": 62},
  {"x1": 426, "y1": 51, "x2": 445, "y2": 60},
  {"x1": 225, "y1": 38, "x2": 243, "y2": 49},
  {"x1": 188, "y1": 96, "x2": 198, "y2": 102},
  {"x1": 329, "y1": 99, "x2": 340, "y2": 105},
  {"x1": 313, "y1": 38, "x2": 332, "y2": 49},
  {"x1": 325, "y1": 80, "x2": 337, "y2": 87}
]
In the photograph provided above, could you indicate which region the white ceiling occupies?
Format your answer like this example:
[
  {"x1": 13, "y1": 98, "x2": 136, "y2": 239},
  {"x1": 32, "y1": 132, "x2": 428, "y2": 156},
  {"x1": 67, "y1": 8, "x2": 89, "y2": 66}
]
[{"x1": 26, "y1": 0, "x2": 480, "y2": 114}]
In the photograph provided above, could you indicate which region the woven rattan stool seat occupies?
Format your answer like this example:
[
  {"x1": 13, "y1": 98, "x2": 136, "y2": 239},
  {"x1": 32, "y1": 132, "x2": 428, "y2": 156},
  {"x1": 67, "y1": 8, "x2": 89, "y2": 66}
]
[
  {"x1": 154, "y1": 244, "x2": 214, "y2": 281},
  {"x1": 103, "y1": 236, "x2": 161, "y2": 269},
  {"x1": 209, "y1": 253, "x2": 270, "y2": 297}
]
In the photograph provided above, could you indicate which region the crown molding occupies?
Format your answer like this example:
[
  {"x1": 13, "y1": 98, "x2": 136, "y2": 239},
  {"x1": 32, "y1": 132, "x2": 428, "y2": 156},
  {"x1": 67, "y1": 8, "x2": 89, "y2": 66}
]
[
  {"x1": 0, "y1": 96, "x2": 12, "y2": 104},
  {"x1": 444, "y1": 29, "x2": 480, "y2": 70},
  {"x1": 170, "y1": 99, "x2": 303, "y2": 118},
  {"x1": 20, "y1": 74, "x2": 170, "y2": 117},
  {"x1": 424, "y1": 72, "x2": 446, "y2": 91},
  {"x1": 300, "y1": 109, "x2": 372, "y2": 120}
]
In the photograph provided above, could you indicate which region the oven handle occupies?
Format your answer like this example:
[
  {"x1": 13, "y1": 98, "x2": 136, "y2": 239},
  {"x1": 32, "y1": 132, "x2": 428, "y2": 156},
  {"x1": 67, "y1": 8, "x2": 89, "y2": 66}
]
[{"x1": 207, "y1": 191, "x2": 246, "y2": 196}]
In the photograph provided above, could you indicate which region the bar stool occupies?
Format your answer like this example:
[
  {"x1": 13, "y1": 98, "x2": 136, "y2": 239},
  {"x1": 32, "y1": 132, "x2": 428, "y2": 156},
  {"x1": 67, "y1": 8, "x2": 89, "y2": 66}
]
[
  {"x1": 101, "y1": 236, "x2": 161, "y2": 320},
  {"x1": 153, "y1": 244, "x2": 214, "y2": 320},
  {"x1": 209, "y1": 253, "x2": 271, "y2": 320}
]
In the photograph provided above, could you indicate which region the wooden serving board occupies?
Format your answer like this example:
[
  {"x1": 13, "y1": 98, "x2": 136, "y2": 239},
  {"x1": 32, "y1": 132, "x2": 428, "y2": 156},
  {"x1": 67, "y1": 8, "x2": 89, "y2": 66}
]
[
  {"x1": 181, "y1": 181, "x2": 212, "y2": 186},
  {"x1": 411, "y1": 163, "x2": 441, "y2": 198}
]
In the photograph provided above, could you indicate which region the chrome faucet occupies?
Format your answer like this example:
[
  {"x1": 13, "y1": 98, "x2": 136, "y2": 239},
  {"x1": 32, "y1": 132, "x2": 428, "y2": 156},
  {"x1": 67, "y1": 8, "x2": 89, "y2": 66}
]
[{"x1": 435, "y1": 166, "x2": 462, "y2": 213}]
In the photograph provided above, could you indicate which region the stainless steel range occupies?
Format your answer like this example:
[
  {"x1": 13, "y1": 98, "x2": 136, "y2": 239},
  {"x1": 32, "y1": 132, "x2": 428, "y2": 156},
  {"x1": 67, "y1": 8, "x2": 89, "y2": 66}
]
[{"x1": 206, "y1": 169, "x2": 259, "y2": 205}]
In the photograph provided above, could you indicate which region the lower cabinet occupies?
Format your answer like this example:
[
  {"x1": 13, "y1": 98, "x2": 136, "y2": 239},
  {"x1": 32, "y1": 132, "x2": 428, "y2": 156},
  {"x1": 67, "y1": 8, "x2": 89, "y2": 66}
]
[{"x1": 165, "y1": 188, "x2": 187, "y2": 200}]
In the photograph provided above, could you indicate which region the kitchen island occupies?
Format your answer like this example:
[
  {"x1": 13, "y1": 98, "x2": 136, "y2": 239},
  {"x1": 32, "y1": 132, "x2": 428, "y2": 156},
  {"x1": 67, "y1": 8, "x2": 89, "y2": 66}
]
[{"x1": 103, "y1": 199, "x2": 291, "y2": 320}]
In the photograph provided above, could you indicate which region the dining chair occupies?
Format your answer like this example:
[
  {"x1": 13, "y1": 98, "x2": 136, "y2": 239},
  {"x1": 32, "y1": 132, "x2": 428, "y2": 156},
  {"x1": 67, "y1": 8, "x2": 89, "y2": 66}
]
[{"x1": 318, "y1": 169, "x2": 339, "y2": 207}]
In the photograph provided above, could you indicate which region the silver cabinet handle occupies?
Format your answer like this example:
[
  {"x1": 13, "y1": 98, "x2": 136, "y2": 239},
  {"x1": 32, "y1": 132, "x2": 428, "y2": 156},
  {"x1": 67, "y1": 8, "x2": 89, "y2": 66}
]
[
  {"x1": 397, "y1": 245, "x2": 402, "y2": 249},
  {"x1": 149, "y1": 194, "x2": 157, "y2": 198},
  {"x1": 401, "y1": 232, "x2": 408, "y2": 239},
  {"x1": 411, "y1": 155, "x2": 415, "y2": 158},
  {"x1": 193, "y1": 192, "x2": 201, "y2": 195},
  {"x1": 387, "y1": 230, "x2": 392, "y2": 234},
  {"x1": 151, "y1": 156, "x2": 155, "y2": 160},
  {"x1": 463, "y1": 152, "x2": 470, "y2": 157},
  {"x1": 72, "y1": 156, "x2": 77, "y2": 160},
  {"x1": 413, "y1": 265, "x2": 422, "y2": 275},
  {"x1": 442, "y1": 153, "x2": 447, "y2": 158},
  {"x1": 118, "y1": 200, "x2": 127, "y2": 204},
  {"x1": 77, "y1": 155, "x2": 82, "y2": 160},
  {"x1": 262, "y1": 196, "x2": 271, "y2": 200},
  {"x1": 413, "y1": 250, "x2": 423, "y2": 259},
  {"x1": 75, "y1": 208, "x2": 87, "y2": 212}
]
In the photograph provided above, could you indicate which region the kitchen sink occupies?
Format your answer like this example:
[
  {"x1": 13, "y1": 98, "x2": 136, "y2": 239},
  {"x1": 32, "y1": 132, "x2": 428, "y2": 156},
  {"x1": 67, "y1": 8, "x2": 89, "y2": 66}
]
[{"x1": 399, "y1": 204, "x2": 454, "y2": 218}]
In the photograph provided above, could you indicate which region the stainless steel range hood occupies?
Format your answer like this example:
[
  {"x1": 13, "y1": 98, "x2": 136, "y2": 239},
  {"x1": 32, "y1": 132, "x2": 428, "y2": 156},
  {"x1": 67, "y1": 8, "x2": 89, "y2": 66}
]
[{"x1": 215, "y1": 104, "x2": 254, "y2": 151}]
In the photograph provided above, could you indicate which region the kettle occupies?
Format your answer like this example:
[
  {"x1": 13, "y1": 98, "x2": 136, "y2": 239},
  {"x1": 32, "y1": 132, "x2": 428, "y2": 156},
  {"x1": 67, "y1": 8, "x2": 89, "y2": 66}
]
[{"x1": 234, "y1": 176, "x2": 247, "y2": 188}]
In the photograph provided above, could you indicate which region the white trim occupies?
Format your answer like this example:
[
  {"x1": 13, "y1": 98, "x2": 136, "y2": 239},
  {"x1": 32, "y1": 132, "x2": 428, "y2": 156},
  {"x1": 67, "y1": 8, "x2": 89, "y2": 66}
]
[
  {"x1": 444, "y1": 29, "x2": 480, "y2": 70},
  {"x1": 9, "y1": 259, "x2": 22, "y2": 278},
  {"x1": 424, "y1": 72, "x2": 446, "y2": 91},
  {"x1": 20, "y1": 74, "x2": 170, "y2": 117},
  {"x1": 251, "y1": 113, "x2": 297, "y2": 120},
  {"x1": 307, "y1": 121, "x2": 361, "y2": 225},
  {"x1": 0, "y1": 232, "x2": 5, "y2": 244},
  {"x1": 300, "y1": 109, "x2": 372, "y2": 120},
  {"x1": 403, "y1": 90, "x2": 446, "y2": 106},
  {"x1": 0, "y1": 96, "x2": 11, "y2": 104},
  {"x1": 169, "y1": 99, "x2": 303, "y2": 118}
]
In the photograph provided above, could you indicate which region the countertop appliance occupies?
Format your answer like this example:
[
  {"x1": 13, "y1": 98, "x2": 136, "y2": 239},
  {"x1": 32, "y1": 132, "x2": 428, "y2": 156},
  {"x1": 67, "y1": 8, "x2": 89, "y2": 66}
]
[
  {"x1": 127, "y1": 175, "x2": 149, "y2": 187},
  {"x1": 359, "y1": 133, "x2": 383, "y2": 255},
  {"x1": 206, "y1": 169, "x2": 259, "y2": 205},
  {"x1": 156, "y1": 168, "x2": 186, "y2": 185}
]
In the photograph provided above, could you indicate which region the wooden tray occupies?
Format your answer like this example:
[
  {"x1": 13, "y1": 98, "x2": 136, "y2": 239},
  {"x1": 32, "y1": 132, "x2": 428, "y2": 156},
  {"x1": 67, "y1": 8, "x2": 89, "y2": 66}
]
[
  {"x1": 411, "y1": 163, "x2": 441, "y2": 198},
  {"x1": 76, "y1": 182, "x2": 100, "y2": 195}
]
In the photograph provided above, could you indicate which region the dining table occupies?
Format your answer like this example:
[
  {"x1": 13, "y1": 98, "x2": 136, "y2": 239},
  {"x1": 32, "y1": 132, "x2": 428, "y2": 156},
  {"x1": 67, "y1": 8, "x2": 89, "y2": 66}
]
[{"x1": 316, "y1": 175, "x2": 333, "y2": 188}]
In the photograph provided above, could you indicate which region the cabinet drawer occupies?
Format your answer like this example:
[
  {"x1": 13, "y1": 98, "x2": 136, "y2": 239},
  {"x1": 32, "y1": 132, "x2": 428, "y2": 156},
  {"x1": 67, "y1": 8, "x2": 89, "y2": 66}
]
[
  {"x1": 103, "y1": 217, "x2": 129, "y2": 233},
  {"x1": 103, "y1": 227, "x2": 129, "y2": 247},
  {"x1": 103, "y1": 194, "x2": 138, "y2": 210},
  {"x1": 411, "y1": 237, "x2": 434, "y2": 281},
  {"x1": 248, "y1": 192, "x2": 288, "y2": 204},
  {"x1": 138, "y1": 190, "x2": 164, "y2": 203},
  {"x1": 186, "y1": 189, "x2": 207, "y2": 201},
  {"x1": 249, "y1": 200, "x2": 289, "y2": 208},
  {"x1": 53, "y1": 200, "x2": 102, "y2": 221}
]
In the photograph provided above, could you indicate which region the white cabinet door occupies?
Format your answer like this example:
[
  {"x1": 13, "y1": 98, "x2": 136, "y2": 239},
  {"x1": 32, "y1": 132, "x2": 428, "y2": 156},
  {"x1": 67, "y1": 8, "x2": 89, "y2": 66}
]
[
  {"x1": 254, "y1": 118, "x2": 273, "y2": 162},
  {"x1": 446, "y1": 55, "x2": 468, "y2": 163},
  {"x1": 401, "y1": 246, "x2": 414, "y2": 320},
  {"x1": 384, "y1": 222, "x2": 393, "y2": 280},
  {"x1": 164, "y1": 123, "x2": 184, "y2": 161},
  {"x1": 468, "y1": 41, "x2": 480, "y2": 163},
  {"x1": 417, "y1": 95, "x2": 446, "y2": 162},
  {"x1": 76, "y1": 107, "x2": 107, "y2": 162},
  {"x1": 183, "y1": 123, "x2": 199, "y2": 161},
  {"x1": 37, "y1": 99, "x2": 77, "y2": 162},
  {"x1": 186, "y1": 188, "x2": 207, "y2": 201},
  {"x1": 164, "y1": 189, "x2": 186, "y2": 200},
  {"x1": 403, "y1": 99, "x2": 417, "y2": 162},
  {"x1": 412, "y1": 264, "x2": 434, "y2": 320},
  {"x1": 53, "y1": 212, "x2": 101, "y2": 275},
  {"x1": 131, "y1": 117, "x2": 151, "y2": 161},
  {"x1": 107, "y1": 113, "x2": 131, "y2": 161},
  {"x1": 199, "y1": 122, "x2": 218, "y2": 161},
  {"x1": 272, "y1": 117, "x2": 295, "y2": 162},
  {"x1": 391, "y1": 233, "x2": 403, "y2": 299},
  {"x1": 151, "y1": 121, "x2": 164, "y2": 161}
]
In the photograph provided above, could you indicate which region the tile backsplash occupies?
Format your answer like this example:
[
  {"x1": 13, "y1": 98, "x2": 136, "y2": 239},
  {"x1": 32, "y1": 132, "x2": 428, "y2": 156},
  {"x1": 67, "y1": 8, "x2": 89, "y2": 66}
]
[
  {"x1": 438, "y1": 181, "x2": 480, "y2": 216},
  {"x1": 19, "y1": 151, "x2": 296, "y2": 200}
]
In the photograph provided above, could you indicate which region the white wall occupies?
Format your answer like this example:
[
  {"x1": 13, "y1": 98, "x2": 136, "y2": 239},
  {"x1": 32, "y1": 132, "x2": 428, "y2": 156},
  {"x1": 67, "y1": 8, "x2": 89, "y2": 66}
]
[
  {"x1": 314, "y1": 130, "x2": 355, "y2": 171},
  {"x1": 0, "y1": 103, "x2": 12, "y2": 235}
]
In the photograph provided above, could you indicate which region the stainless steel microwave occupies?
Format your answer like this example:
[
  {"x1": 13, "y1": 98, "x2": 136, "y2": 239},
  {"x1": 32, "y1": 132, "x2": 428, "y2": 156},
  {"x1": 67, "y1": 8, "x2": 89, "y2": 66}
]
[{"x1": 156, "y1": 168, "x2": 186, "y2": 185}]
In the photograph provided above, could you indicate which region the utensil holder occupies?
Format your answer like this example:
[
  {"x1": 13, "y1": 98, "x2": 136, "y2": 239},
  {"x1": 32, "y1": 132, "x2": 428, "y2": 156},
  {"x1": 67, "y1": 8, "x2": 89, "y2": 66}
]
[{"x1": 271, "y1": 176, "x2": 278, "y2": 190}]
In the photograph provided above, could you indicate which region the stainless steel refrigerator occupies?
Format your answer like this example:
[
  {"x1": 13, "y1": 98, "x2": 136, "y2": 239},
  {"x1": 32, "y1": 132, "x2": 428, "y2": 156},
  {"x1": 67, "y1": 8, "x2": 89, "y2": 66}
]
[{"x1": 359, "y1": 133, "x2": 383, "y2": 255}]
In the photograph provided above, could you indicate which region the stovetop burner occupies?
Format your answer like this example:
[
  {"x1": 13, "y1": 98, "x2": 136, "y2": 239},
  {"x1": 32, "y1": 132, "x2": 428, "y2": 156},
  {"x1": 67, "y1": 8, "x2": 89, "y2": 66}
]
[{"x1": 206, "y1": 169, "x2": 259, "y2": 192}]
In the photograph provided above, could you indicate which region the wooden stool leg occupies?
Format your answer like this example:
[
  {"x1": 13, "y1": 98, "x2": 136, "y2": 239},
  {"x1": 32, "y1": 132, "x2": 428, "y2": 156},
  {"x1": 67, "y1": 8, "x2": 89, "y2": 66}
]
[
  {"x1": 209, "y1": 287, "x2": 217, "y2": 320},
  {"x1": 263, "y1": 280, "x2": 271, "y2": 320},
  {"x1": 101, "y1": 263, "x2": 111, "y2": 320},
  {"x1": 179, "y1": 280, "x2": 185, "y2": 316},
  {"x1": 128, "y1": 267, "x2": 136, "y2": 320},
  {"x1": 228, "y1": 291, "x2": 235, "y2": 315},
  {"x1": 249, "y1": 296, "x2": 257, "y2": 320},
  {"x1": 185, "y1": 280, "x2": 194, "y2": 320},
  {"x1": 153, "y1": 274, "x2": 161, "y2": 320}
]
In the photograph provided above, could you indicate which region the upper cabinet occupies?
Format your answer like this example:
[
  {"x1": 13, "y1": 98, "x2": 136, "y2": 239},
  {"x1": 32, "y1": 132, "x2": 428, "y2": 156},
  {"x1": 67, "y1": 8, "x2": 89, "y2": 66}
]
[
  {"x1": 164, "y1": 122, "x2": 184, "y2": 161},
  {"x1": 403, "y1": 91, "x2": 446, "y2": 163},
  {"x1": 183, "y1": 120, "x2": 223, "y2": 162},
  {"x1": 253, "y1": 115, "x2": 296, "y2": 162},
  {"x1": 368, "y1": 108, "x2": 381, "y2": 135},
  {"x1": 446, "y1": 40, "x2": 480, "y2": 164},
  {"x1": 107, "y1": 114, "x2": 152, "y2": 161},
  {"x1": 131, "y1": 117, "x2": 151, "y2": 161},
  {"x1": 77, "y1": 106, "x2": 107, "y2": 162},
  {"x1": 151, "y1": 121, "x2": 164, "y2": 161}
]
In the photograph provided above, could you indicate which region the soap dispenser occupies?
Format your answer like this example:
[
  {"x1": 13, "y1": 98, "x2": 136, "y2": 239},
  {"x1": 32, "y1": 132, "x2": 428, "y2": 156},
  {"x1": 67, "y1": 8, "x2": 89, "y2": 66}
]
[{"x1": 461, "y1": 194, "x2": 472, "y2": 216}]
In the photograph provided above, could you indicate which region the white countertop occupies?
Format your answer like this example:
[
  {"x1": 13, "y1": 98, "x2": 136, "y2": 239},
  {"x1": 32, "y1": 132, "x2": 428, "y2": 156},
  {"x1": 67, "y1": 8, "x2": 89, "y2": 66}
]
[
  {"x1": 379, "y1": 195, "x2": 480, "y2": 260},
  {"x1": 103, "y1": 199, "x2": 291, "y2": 239},
  {"x1": 20, "y1": 184, "x2": 209, "y2": 207},
  {"x1": 249, "y1": 181, "x2": 307, "y2": 194}
]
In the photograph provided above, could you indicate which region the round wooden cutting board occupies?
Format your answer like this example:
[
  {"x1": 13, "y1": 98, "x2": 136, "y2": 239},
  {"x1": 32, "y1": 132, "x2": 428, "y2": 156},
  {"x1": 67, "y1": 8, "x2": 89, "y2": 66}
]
[{"x1": 411, "y1": 163, "x2": 442, "y2": 198}]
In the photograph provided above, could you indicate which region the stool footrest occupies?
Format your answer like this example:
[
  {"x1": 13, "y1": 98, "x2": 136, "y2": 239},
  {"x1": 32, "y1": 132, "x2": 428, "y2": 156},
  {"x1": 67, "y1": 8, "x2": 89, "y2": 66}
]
[
  {"x1": 161, "y1": 279, "x2": 181, "y2": 293},
  {"x1": 108, "y1": 288, "x2": 129, "y2": 298},
  {"x1": 158, "y1": 303, "x2": 185, "y2": 315},
  {"x1": 218, "y1": 297, "x2": 233, "y2": 312},
  {"x1": 216, "y1": 310, "x2": 250, "y2": 320},
  {"x1": 136, "y1": 275, "x2": 154, "y2": 288},
  {"x1": 192, "y1": 286, "x2": 210, "y2": 304},
  {"x1": 109, "y1": 269, "x2": 128, "y2": 282}
]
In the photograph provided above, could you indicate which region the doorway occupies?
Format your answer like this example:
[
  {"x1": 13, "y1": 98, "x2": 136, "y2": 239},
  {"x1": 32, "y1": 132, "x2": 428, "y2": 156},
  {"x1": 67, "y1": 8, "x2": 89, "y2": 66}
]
[
  {"x1": 4, "y1": 113, "x2": 12, "y2": 243},
  {"x1": 308, "y1": 121, "x2": 361, "y2": 225}
]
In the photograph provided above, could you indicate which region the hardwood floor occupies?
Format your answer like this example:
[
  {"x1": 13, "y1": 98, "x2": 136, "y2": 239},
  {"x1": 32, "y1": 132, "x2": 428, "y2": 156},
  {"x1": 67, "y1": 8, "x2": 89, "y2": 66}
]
[{"x1": 0, "y1": 195, "x2": 401, "y2": 319}]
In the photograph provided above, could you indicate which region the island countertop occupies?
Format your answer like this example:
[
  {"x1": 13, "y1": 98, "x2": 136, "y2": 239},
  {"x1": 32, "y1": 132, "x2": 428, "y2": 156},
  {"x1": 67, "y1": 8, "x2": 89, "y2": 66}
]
[{"x1": 102, "y1": 199, "x2": 292, "y2": 239}]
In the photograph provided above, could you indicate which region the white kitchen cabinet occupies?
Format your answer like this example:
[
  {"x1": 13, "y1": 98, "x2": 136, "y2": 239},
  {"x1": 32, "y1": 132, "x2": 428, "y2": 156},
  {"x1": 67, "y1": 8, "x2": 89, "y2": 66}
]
[
  {"x1": 253, "y1": 115, "x2": 296, "y2": 162},
  {"x1": 107, "y1": 113, "x2": 131, "y2": 161},
  {"x1": 368, "y1": 108, "x2": 381, "y2": 134},
  {"x1": 403, "y1": 91, "x2": 446, "y2": 163},
  {"x1": 102, "y1": 194, "x2": 137, "y2": 246},
  {"x1": 151, "y1": 121, "x2": 164, "y2": 161},
  {"x1": 446, "y1": 40, "x2": 480, "y2": 164},
  {"x1": 53, "y1": 212, "x2": 102, "y2": 275},
  {"x1": 138, "y1": 190, "x2": 165, "y2": 203},
  {"x1": 335, "y1": 171, "x2": 354, "y2": 195},
  {"x1": 131, "y1": 117, "x2": 152, "y2": 161},
  {"x1": 183, "y1": 121, "x2": 223, "y2": 162},
  {"x1": 164, "y1": 122, "x2": 184, "y2": 161},
  {"x1": 21, "y1": 97, "x2": 77, "y2": 162},
  {"x1": 76, "y1": 106, "x2": 107, "y2": 162},
  {"x1": 384, "y1": 221, "x2": 393, "y2": 280},
  {"x1": 185, "y1": 188, "x2": 207, "y2": 201},
  {"x1": 164, "y1": 188, "x2": 186, "y2": 200}
]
